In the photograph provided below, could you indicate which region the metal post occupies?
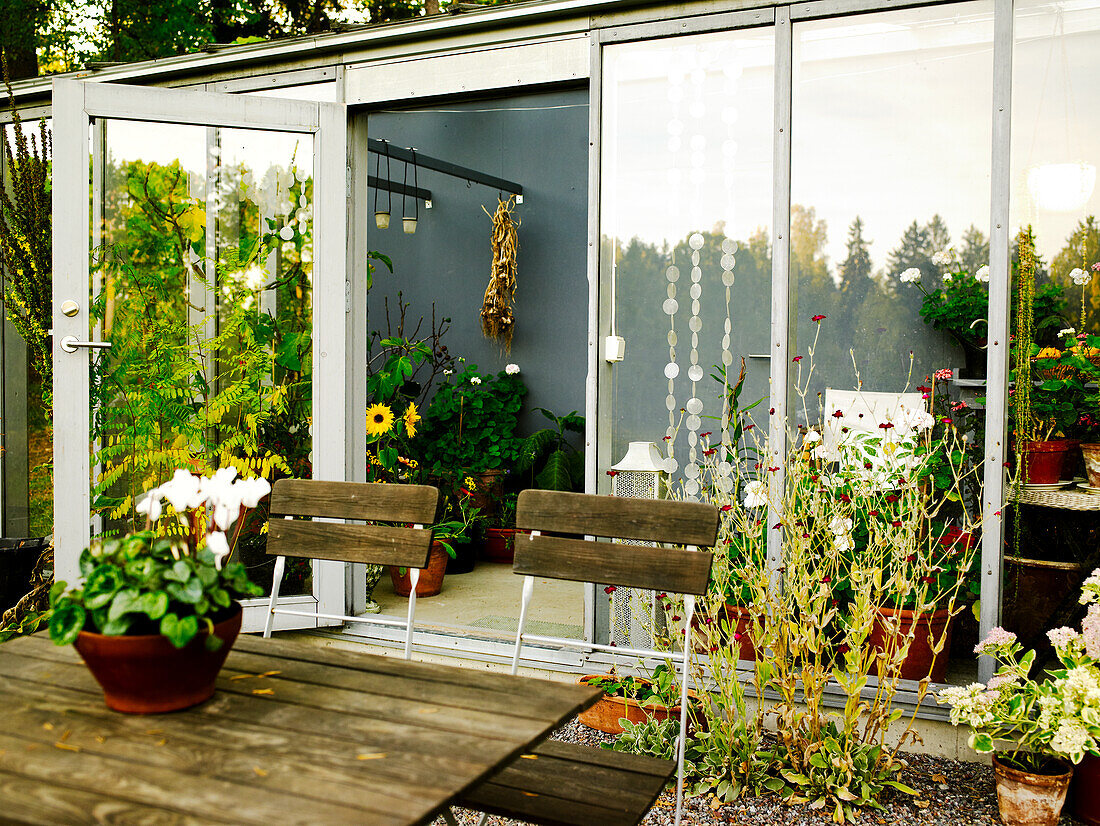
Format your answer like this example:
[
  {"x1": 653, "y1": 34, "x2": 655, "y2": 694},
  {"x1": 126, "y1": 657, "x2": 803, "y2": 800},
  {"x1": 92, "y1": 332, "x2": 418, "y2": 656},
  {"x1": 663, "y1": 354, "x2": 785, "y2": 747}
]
[
  {"x1": 980, "y1": 0, "x2": 1014, "y2": 684},
  {"x1": 768, "y1": 7, "x2": 794, "y2": 586}
]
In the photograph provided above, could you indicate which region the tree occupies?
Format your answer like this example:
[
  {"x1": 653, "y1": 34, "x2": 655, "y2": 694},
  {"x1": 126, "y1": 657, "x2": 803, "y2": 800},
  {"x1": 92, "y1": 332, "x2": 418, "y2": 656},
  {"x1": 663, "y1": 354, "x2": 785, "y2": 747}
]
[
  {"x1": 1051, "y1": 216, "x2": 1100, "y2": 334},
  {"x1": 838, "y1": 216, "x2": 873, "y2": 321},
  {"x1": 925, "y1": 214, "x2": 951, "y2": 256},
  {"x1": 887, "y1": 220, "x2": 935, "y2": 284},
  {"x1": 958, "y1": 224, "x2": 989, "y2": 275}
]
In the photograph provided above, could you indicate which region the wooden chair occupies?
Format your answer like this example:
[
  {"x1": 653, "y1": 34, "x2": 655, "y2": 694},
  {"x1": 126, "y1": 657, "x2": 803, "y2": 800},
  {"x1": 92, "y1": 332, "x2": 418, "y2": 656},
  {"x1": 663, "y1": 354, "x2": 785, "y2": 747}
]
[
  {"x1": 454, "y1": 489, "x2": 718, "y2": 826},
  {"x1": 262, "y1": 479, "x2": 440, "y2": 660}
]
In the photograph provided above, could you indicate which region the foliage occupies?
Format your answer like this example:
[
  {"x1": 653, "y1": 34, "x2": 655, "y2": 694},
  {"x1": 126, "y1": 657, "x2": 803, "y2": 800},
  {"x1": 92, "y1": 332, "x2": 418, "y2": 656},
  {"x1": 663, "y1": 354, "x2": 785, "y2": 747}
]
[
  {"x1": 517, "y1": 406, "x2": 585, "y2": 491},
  {"x1": 627, "y1": 333, "x2": 981, "y2": 822},
  {"x1": 415, "y1": 363, "x2": 527, "y2": 475},
  {"x1": 605, "y1": 718, "x2": 680, "y2": 762},
  {"x1": 939, "y1": 568, "x2": 1100, "y2": 771},
  {"x1": 584, "y1": 663, "x2": 684, "y2": 709},
  {"x1": 365, "y1": 294, "x2": 455, "y2": 412},
  {"x1": 48, "y1": 469, "x2": 267, "y2": 649},
  {"x1": 0, "y1": 59, "x2": 52, "y2": 406},
  {"x1": 90, "y1": 157, "x2": 312, "y2": 529}
]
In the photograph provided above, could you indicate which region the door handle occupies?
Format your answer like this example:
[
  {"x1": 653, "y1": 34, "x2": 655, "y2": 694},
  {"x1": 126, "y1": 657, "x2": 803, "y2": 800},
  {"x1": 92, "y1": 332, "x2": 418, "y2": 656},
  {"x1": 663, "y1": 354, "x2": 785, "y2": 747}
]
[
  {"x1": 747, "y1": 353, "x2": 771, "y2": 359},
  {"x1": 59, "y1": 336, "x2": 112, "y2": 354}
]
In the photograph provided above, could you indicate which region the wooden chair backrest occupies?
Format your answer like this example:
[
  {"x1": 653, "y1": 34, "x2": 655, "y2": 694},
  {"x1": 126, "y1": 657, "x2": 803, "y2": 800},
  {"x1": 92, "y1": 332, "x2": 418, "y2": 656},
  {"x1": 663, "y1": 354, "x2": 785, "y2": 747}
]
[
  {"x1": 266, "y1": 480, "x2": 440, "y2": 570},
  {"x1": 513, "y1": 490, "x2": 718, "y2": 596}
]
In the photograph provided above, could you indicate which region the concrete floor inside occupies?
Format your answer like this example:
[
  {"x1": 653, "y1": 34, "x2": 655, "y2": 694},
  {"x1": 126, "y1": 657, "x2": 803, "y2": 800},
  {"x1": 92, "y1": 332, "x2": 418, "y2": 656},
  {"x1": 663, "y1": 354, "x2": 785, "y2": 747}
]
[{"x1": 369, "y1": 559, "x2": 585, "y2": 641}]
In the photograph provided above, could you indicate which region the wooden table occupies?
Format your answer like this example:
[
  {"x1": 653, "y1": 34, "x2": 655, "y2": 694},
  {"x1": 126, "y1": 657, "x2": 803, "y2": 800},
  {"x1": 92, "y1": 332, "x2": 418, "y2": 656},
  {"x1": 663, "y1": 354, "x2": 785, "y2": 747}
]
[{"x1": 0, "y1": 633, "x2": 602, "y2": 825}]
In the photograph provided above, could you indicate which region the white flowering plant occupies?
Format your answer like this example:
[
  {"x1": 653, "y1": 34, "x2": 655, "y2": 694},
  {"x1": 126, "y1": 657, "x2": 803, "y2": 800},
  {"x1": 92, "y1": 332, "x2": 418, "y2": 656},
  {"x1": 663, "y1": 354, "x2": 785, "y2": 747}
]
[
  {"x1": 48, "y1": 468, "x2": 269, "y2": 650},
  {"x1": 939, "y1": 570, "x2": 1100, "y2": 771}
]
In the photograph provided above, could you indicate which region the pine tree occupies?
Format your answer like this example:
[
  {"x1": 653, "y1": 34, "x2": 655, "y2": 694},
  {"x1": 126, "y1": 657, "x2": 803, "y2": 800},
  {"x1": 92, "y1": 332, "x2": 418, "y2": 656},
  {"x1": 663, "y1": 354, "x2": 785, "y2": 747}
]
[{"x1": 959, "y1": 225, "x2": 990, "y2": 275}]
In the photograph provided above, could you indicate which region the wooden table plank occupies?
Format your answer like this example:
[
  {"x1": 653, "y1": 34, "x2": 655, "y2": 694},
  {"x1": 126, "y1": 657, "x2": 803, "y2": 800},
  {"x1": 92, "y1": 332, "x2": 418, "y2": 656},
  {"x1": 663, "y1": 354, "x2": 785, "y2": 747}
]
[
  {"x1": 0, "y1": 634, "x2": 604, "y2": 826},
  {"x1": 0, "y1": 766, "x2": 235, "y2": 826}
]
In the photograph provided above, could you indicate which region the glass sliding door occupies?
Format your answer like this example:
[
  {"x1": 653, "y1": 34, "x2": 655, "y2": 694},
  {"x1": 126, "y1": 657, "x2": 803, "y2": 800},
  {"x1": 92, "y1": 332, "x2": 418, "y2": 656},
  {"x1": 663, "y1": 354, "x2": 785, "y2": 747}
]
[
  {"x1": 600, "y1": 23, "x2": 776, "y2": 490},
  {"x1": 53, "y1": 80, "x2": 347, "y2": 631}
]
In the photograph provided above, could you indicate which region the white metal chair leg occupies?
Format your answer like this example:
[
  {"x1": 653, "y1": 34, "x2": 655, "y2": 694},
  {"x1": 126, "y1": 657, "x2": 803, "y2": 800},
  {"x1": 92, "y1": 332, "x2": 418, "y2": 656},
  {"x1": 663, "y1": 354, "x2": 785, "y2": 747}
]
[
  {"x1": 510, "y1": 574, "x2": 535, "y2": 676},
  {"x1": 263, "y1": 555, "x2": 286, "y2": 638},
  {"x1": 405, "y1": 566, "x2": 419, "y2": 661},
  {"x1": 674, "y1": 593, "x2": 695, "y2": 826}
]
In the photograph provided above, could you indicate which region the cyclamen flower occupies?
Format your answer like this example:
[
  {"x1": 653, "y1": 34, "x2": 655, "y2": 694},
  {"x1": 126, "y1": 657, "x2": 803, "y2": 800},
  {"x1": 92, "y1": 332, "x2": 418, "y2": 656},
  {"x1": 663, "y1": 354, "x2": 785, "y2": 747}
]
[
  {"x1": 975, "y1": 265, "x2": 990, "y2": 282},
  {"x1": 505, "y1": 363, "x2": 520, "y2": 375},
  {"x1": 1071, "y1": 267, "x2": 1092, "y2": 286},
  {"x1": 899, "y1": 267, "x2": 922, "y2": 284},
  {"x1": 206, "y1": 531, "x2": 230, "y2": 569}
]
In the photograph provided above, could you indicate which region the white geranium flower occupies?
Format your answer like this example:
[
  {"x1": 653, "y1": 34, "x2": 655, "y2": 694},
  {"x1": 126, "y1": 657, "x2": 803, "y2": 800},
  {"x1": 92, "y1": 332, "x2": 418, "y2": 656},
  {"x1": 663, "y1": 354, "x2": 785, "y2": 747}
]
[
  {"x1": 744, "y1": 480, "x2": 767, "y2": 508},
  {"x1": 505, "y1": 363, "x2": 520, "y2": 375},
  {"x1": 975, "y1": 265, "x2": 990, "y2": 282},
  {"x1": 932, "y1": 249, "x2": 955, "y2": 267},
  {"x1": 206, "y1": 531, "x2": 231, "y2": 569},
  {"x1": 942, "y1": 272, "x2": 954, "y2": 283},
  {"x1": 1071, "y1": 267, "x2": 1091, "y2": 286},
  {"x1": 899, "y1": 267, "x2": 922, "y2": 284},
  {"x1": 470, "y1": 376, "x2": 482, "y2": 385}
]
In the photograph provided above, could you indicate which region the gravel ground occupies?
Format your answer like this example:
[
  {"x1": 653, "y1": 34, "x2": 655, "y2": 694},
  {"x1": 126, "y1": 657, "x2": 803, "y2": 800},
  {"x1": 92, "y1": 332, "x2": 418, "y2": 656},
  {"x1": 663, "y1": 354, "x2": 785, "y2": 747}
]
[{"x1": 436, "y1": 719, "x2": 1087, "y2": 825}]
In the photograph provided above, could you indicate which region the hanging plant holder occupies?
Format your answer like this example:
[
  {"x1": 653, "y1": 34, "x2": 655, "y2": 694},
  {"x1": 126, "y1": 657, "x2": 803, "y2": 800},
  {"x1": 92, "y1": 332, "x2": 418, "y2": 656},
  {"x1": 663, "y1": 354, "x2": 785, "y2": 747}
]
[{"x1": 481, "y1": 195, "x2": 520, "y2": 352}]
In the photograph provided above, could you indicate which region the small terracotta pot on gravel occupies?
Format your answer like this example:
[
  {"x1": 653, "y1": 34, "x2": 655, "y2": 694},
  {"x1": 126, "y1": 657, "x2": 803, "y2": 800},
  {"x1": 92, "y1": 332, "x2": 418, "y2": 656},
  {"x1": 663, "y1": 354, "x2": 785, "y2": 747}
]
[{"x1": 992, "y1": 754, "x2": 1072, "y2": 826}]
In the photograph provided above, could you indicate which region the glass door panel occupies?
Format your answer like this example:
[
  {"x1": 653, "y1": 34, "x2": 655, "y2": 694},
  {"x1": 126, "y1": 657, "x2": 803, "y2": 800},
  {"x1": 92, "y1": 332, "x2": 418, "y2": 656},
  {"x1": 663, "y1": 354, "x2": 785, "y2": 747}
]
[{"x1": 92, "y1": 121, "x2": 315, "y2": 598}]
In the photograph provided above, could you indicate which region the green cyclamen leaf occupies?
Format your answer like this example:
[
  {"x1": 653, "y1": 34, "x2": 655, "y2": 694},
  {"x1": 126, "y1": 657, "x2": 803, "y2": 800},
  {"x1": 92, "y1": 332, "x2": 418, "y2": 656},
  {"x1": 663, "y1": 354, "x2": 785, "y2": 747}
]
[
  {"x1": 83, "y1": 564, "x2": 125, "y2": 610},
  {"x1": 107, "y1": 588, "x2": 143, "y2": 622},
  {"x1": 48, "y1": 604, "x2": 86, "y2": 645}
]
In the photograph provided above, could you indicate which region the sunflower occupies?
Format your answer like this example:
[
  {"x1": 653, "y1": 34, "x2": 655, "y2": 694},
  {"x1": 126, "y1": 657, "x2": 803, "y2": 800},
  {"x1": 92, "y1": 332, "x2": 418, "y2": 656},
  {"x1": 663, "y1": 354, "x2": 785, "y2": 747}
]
[
  {"x1": 366, "y1": 403, "x2": 395, "y2": 437},
  {"x1": 403, "y1": 402, "x2": 421, "y2": 438}
]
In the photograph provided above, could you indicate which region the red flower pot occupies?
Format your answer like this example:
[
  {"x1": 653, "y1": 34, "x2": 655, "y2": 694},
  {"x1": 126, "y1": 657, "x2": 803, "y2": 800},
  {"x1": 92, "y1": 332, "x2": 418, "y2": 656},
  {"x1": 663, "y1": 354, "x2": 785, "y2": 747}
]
[
  {"x1": 1020, "y1": 440, "x2": 1070, "y2": 485},
  {"x1": 74, "y1": 602, "x2": 242, "y2": 713},
  {"x1": 867, "y1": 605, "x2": 952, "y2": 683},
  {"x1": 482, "y1": 528, "x2": 529, "y2": 563},
  {"x1": 576, "y1": 675, "x2": 697, "y2": 735},
  {"x1": 389, "y1": 541, "x2": 448, "y2": 597}
]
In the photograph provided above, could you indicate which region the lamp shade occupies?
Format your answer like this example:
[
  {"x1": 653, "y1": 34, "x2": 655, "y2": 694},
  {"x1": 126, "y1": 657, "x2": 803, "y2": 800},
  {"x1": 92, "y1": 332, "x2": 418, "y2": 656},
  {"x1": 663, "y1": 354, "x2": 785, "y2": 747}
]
[{"x1": 611, "y1": 441, "x2": 666, "y2": 473}]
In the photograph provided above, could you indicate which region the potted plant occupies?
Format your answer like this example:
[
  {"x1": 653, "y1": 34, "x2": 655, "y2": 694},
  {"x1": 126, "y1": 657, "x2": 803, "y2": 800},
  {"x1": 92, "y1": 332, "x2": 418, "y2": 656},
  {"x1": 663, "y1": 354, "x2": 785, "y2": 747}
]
[
  {"x1": 415, "y1": 362, "x2": 527, "y2": 516},
  {"x1": 517, "y1": 406, "x2": 585, "y2": 491},
  {"x1": 577, "y1": 663, "x2": 699, "y2": 735},
  {"x1": 482, "y1": 490, "x2": 521, "y2": 563},
  {"x1": 938, "y1": 589, "x2": 1100, "y2": 826},
  {"x1": 47, "y1": 468, "x2": 268, "y2": 713},
  {"x1": 389, "y1": 480, "x2": 479, "y2": 597}
]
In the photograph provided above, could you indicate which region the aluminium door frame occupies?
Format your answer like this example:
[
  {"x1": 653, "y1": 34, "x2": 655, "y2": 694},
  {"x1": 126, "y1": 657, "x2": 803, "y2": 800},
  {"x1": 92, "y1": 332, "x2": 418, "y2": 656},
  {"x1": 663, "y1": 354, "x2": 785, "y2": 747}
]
[{"x1": 51, "y1": 78, "x2": 347, "y2": 630}]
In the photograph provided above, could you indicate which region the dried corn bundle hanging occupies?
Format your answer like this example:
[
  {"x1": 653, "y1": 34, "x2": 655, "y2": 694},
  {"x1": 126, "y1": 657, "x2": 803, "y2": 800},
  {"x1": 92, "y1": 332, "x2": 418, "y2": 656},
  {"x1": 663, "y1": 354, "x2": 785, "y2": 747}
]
[{"x1": 481, "y1": 195, "x2": 520, "y2": 351}]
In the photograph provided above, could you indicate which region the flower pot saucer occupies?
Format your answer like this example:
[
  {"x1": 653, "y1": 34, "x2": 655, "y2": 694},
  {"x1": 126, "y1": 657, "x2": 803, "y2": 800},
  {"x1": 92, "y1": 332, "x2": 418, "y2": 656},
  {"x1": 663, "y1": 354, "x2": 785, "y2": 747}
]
[
  {"x1": 1079, "y1": 484, "x2": 1100, "y2": 495},
  {"x1": 1022, "y1": 481, "x2": 1073, "y2": 491}
]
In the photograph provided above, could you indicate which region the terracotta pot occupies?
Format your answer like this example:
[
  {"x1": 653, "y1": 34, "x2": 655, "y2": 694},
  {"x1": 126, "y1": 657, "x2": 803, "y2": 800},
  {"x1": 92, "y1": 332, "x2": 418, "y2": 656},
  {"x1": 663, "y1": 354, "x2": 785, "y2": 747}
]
[
  {"x1": 993, "y1": 754, "x2": 1072, "y2": 826},
  {"x1": 468, "y1": 469, "x2": 506, "y2": 517},
  {"x1": 867, "y1": 605, "x2": 952, "y2": 683},
  {"x1": 74, "y1": 602, "x2": 242, "y2": 714},
  {"x1": 1072, "y1": 753, "x2": 1100, "y2": 825},
  {"x1": 694, "y1": 604, "x2": 759, "y2": 661},
  {"x1": 1020, "y1": 440, "x2": 1071, "y2": 485},
  {"x1": 576, "y1": 675, "x2": 695, "y2": 735},
  {"x1": 1082, "y1": 443, "x2": 1100, "y2": 487},
  {"x1": 482, "y1": 527, "x2": 527, "y2": 564},
  {"x1": 389, "y1": 541, "x2": 448, "y2": 597},
  {"x1": 1063, "y1": 438, "x2": 1082, "y2": 480}
]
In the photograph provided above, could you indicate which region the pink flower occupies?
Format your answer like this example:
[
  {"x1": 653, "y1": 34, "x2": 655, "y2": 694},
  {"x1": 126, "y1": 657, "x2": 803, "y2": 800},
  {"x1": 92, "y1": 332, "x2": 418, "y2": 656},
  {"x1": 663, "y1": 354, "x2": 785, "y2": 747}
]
[
  {"x1": 934, "y1": 368, "x2": 953, "y2": 380},
  {"x1": 793, "y1": 356, "x2": 803, "y2": 363},
  {"x1": 974, "y1": 626, "x2": 1017, "y2": 655}
]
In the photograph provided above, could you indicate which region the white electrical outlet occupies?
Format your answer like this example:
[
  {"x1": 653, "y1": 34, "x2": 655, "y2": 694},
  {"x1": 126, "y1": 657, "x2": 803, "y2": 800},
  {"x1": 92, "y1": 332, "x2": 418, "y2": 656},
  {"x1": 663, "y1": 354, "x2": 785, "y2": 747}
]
[{"x1": 604, "y1": 335, "x2": 626, "y2": 362}]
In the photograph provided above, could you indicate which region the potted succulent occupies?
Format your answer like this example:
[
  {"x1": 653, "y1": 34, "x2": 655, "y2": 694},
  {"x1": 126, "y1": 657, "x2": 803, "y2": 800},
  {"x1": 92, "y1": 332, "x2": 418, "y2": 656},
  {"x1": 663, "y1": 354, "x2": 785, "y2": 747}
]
[{"x1": 47, "y1": 468, "x2": 268, "y2": 713}]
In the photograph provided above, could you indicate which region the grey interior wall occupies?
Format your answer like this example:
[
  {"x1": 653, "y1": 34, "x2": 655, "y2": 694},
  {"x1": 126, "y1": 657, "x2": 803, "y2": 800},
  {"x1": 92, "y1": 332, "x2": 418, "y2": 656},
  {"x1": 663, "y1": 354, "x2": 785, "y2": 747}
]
[{"x1": 363, "y1": 88, "x2": 589, "y2": 434}]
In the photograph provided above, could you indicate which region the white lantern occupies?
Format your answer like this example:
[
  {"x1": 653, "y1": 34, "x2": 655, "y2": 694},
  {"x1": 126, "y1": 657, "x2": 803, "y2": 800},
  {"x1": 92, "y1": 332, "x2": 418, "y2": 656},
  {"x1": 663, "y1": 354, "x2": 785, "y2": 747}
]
[{"x1": 608, "y1": 441, "x2": 667, "y2": 648}]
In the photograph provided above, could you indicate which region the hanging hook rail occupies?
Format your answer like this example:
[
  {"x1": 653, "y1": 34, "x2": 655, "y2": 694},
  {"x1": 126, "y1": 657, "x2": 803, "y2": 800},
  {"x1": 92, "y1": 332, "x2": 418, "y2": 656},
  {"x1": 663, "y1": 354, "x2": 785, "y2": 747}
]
[{"x1": 367, "y1": 138, "x2": 523, "y2": 198}]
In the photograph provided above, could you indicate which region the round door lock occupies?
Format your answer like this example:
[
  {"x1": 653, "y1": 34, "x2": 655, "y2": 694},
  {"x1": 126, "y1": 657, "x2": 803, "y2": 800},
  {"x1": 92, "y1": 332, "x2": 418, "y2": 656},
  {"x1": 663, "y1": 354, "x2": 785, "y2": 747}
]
[{"x1": 60, "y1": 300, "x2": 80, "y2": 317}]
